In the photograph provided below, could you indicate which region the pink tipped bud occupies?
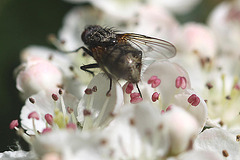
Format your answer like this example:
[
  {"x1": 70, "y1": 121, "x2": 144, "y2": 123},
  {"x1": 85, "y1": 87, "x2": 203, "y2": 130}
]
[
  {"x1": 130, "y1": 92, "x2": 143, "y2": 104},
  {"x1": 66, "y1": 123, "x2": 77, "y2": 130},
  {"x1": 42, "y1": 128, "x2": 52, "y2": 134},
  {"x1": 151, "y1": 79, "x2": 161, "y2": 88},
  {"x1": 52, "y1": 94, "x2": 58, "y2": 101},
  {"x1": 28, "y1": 111, "x2": 40, "y2": 120},
  {"x1": 9, "y1": 120, "x2": 19, "y2": 129},
  {"x1": 148, "y1": 76, "x2": 158, "y2": 84},
  {"x1": 175, "y1": 76, "x2": 187, "y2": 89},
  {"x1": 152, "y1": 92, "x2": 159, "y2": 102},
  {"x1": 126, "y1": 83, "x2": 134, "y2": 94},
  {"x1": 45, "y1": 114, "x2": 53, "y2": 125},
  {"x1": 188, "y1": 94, "x2": 200, "y2": 106}
]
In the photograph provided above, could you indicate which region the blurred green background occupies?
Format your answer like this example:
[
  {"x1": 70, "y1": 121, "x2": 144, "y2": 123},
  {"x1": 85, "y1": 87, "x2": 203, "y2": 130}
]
[
  {"x1": 0, "y1": 0, "x2": 74, "y2": 151},
  {"x1": 0, "y1": 0, "x2": 220, "y2": 152}
]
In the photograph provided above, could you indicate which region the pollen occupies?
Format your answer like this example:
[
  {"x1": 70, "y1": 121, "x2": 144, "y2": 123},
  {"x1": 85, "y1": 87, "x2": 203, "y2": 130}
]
[
  {"x1": 187, "y1": 94, "x2": 200, "y2": 106},
  {"x1": 148, "y1": 76, "x2": 161, "y2": 88},
  {"x1": 175, "y1": 76, "x2": 187, "y2": 89}
]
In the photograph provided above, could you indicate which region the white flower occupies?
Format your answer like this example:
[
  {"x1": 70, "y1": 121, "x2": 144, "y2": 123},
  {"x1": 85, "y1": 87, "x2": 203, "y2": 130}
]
[
  {"x1": 31, "y1": 129, "x2": 111, "y2": 160},
  {"x1": 128, "y1": 5, "x2": 179, "y2": 43},
  {"x1": 20, "y1": 89, "x2": 79, "y2": 134},
  {"x1": 77, "y1": 73, "x2": 124, "y2": 130},
  {"x1": 168, "y1": 150, "x2": 222, "y2": 160},
  {"x1": 208, "y1": 1, "x2": 240, "y2": 56},
  {"x1": 16, "y1": 56, "x2": 63, "y2": 99},
  {"x1": 123, "y1": 60, "x2": 208, "y2": 131},
  {"x1": 16, "y1": 45, "x2": 89, "y2": 99},
  {"x1": 104, "y1": 102, "x2": 199, "y2": 159},
  {"x1": 194, "y1": 128, "x2": 240, "y2": 160},
  {"x1": 149, "y1": 0, "x2": 202, "y2": 15},
  {"x1": 0, "y1": 150, "x2": 36, "y2": 160},
  {"x1": 176, "y1": 22, "x2": 217, "y2": 58},
  {"x1": 64, "y1": 0, "x2": 141, "y2": 19}
]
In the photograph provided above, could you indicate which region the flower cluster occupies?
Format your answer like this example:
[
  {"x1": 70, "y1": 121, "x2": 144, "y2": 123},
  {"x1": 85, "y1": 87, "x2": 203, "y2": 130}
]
[{"x1": 2, "y1": 0, "x2": 240, "y2": 160}]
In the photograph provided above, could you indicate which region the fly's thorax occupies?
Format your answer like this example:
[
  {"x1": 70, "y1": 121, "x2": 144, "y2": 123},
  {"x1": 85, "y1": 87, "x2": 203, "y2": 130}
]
[{"x1": 81, "y1": 25, "x2": 117, "y2": 47}]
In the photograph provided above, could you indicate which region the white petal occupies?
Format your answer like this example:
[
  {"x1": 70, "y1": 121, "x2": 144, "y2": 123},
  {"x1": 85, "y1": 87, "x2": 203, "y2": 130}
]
[
  {"x1": 105, "y1": 101, "x2": 170, "y2": 159},
  {"x1": 77, "y1": 73, "x2": 124, "y2": 129},
  {"x1": 150, "y1": 0, "x2": 202, "y2": 15},
  {"x1": 194, "y1": 128, "x2": 240, "y2": 160},
  {"x1": 168, "y1": 150, "x2": 222, "y2": 160},
  {"x1": 142, "y1": 60, "x2": 191, "y2": 107},
  {"x1": 162, "y1": 106, "x2": 199, "y2": 155},
  {"x1": 173, "y1": 89, "x2": 208, "y2": 132},
  {"x1": 0, "y1": 150, "x2": 35, "y2": 160}
]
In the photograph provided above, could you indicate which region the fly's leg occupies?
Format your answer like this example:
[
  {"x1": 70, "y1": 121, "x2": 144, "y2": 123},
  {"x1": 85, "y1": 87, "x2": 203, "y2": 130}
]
[
  {"x1": 136, "y1": 83, "x2": 142, "y2": 98},
  {"x1": 106, "y1": 78, "x2": 112, "y2": 96},
  {"x1": 80, "y1": 63, "x2": 99, "y2": 76},
  {"x1": 67, "y1": 46, "x2": 93, "y2": 57}
]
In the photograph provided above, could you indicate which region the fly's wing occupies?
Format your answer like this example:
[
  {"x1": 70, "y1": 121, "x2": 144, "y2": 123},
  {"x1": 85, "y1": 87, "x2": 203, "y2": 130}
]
[
  {"x1": 119, "y1": 33, "x2": 177, "y2": 75},
  {"x1": 120, "y1": 33, "x2": 176, "y2": 60}
]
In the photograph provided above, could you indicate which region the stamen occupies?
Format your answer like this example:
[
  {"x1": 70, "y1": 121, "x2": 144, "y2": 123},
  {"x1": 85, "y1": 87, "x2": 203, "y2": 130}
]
[
  {"x1": 58, "y1": 89, "x2": 63, "y2": 95},
  {"x1": 83, "y1": 109, "x2": 91, "y2": 116},
  {"x1": 161, "y1": 110, "x2": 165, "y2": 114},
  {"x1": 234, "y1": 84, "x2": 240, "y2": 90},
  {"x1": 130, "y1": 92, "x2": 143, "y2": 104},
  {"x1": 9, "y1": 120, "x2": 19, "y2": 130},
  {"x1": 85, "y1": 88, "x2": 92, "y2": 95},
  {"x1": 92, "y1": 86, "x2": 97, "y2": 92},
  {"x1": 129, "y1": 118, "x2": 135, "y2": 126},
  {"x1": 52, "y1": 94, "x2": 58, "y2": 101},
  {"x1": 152, "y1": 92, "x2": 159, "y2": 102},
  {"x1": 67, "y1": 107, "x2": 73, "y2": 114},
  {"x1": 69, "y1": 66, "x2": 74, "y2": 72},
  {"x1": 148, "y1": 76, "x2": 158, "y2": 84},
  {"x1": 222, "y1": 150, "x2": 229, "y2": 157},
  {"x1": 42, "y1": 128, "x2": 52, "y2": 134},
  {"x1": 176, "y1": 76, "x2": 187, "y2": 89},
  {"x1": 126, "y1": 83, "x2": 134, "y2": 94},
  {"x1": 151, "y1": 79, "x2": 161, "y2": 88},
  {"x1": 28, "y1": 111, "x2": 40, "y2": 135},
  {"x1": 219, "y1": 121, "x2": 224, "y2": 127},
  {"x1": 82, "y1": 88, "x2": 95, "y2": 130},
  {"x1": 236, "y1": 135, "x2": 240, "y2": 142},
  {"x1": 66, "y1": 123, "x2": 77, "y2": 130},
  {"x1": 100, "y1": 139, "x2": 108, "y2": 145},
  {"x1": 29, "y1": 97, "x2": 35, "y2": 104},
  {"x1": 67, "y1": 107, "x2": 77, "y2": 125},
  {"x1": 187, "y1": 94, "x2": 200, "y2": 106},
  {"x1": 206, "y1": 82, "x2": 213, "y2": 90},
  {"x1": 45, "y1": 114, "x2": 53, "y2": 125},
  {"x1": 28, "y1": 111, "x2": 40, "y2": 120},
  {"x1": 148, "y1": 75, "x2": 161, "y2": 88},
  {"x1": 166, "y1": 105, "x2": 172, "y2": 111},
  {"x1": 225, "y1": 95, "x2": 231, "y2": 100}
]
